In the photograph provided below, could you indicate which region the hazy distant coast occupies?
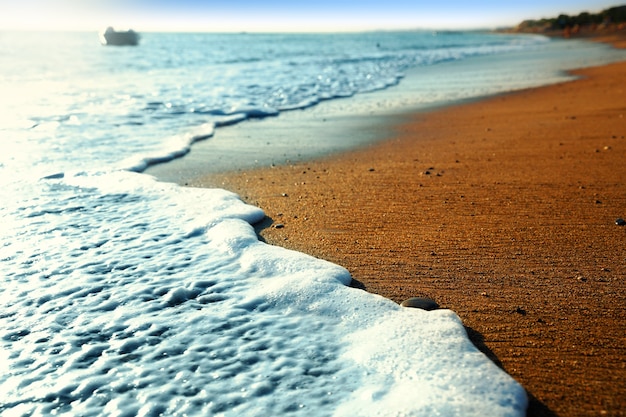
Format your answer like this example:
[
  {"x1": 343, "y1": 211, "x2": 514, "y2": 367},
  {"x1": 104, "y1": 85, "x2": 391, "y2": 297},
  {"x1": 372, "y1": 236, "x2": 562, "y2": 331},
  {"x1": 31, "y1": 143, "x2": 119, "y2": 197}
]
[{"x1": 502, "y1": 4, "x2": 626, "y2": 38}]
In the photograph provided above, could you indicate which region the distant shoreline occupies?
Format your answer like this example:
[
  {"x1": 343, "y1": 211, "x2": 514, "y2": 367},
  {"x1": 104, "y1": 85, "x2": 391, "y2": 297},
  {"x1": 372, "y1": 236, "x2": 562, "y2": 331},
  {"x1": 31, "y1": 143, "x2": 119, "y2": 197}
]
[
  {"x1": 498, "y1": 3, "x2": 626, "y2": 48},
  {"x1": 500, "y1": 21, "x2": 626, "y2": 50}
]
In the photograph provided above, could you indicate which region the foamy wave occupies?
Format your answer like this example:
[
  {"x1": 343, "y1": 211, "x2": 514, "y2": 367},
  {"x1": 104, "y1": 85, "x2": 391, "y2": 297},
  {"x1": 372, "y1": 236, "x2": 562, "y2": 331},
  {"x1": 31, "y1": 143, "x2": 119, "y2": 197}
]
[{"x1": 0, "y1": 172, "x2": 526, "y2": 416}]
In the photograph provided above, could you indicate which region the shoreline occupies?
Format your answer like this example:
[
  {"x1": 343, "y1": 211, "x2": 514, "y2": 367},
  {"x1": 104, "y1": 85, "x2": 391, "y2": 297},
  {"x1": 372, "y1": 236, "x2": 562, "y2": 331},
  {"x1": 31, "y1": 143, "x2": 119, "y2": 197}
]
[
  {"x1": 191, "y1": 45, "x2": 626, "y2": 416},
  {"x1": 145, "y1": 35, "x2": 626, "y2": 185}
]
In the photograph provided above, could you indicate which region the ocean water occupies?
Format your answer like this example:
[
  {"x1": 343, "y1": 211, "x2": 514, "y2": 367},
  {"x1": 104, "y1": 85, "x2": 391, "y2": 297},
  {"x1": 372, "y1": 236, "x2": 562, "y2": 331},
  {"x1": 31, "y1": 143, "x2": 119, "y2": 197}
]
[{"x1": 1, "y1": 30, "x2": 625, "y2": 416}]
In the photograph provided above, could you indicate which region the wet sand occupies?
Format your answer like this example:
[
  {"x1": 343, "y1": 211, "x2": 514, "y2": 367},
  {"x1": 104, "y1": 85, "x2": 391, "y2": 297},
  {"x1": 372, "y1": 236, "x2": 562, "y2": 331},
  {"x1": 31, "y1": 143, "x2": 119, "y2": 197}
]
[{"x1": 191, "y1": 49, "x2": 626, "y2": 415}]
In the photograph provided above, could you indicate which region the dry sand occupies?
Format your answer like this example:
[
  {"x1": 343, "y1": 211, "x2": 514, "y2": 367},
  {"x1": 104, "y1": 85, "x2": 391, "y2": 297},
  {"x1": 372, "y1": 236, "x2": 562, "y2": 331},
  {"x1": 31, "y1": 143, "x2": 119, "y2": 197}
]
[{"x1": 192, "y1": 45, "x2": 626, "y2": 416}]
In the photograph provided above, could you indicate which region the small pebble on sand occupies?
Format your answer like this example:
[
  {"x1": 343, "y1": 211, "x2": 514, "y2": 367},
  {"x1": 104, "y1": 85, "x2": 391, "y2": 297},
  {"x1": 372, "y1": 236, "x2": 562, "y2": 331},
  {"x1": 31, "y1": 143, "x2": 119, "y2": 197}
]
[
  {"x1": 400, "y1": 297, "x2": 439, "y2": 311},
  {"x1": 615, "y1": 218, "x2": 626, "y2": 226}
]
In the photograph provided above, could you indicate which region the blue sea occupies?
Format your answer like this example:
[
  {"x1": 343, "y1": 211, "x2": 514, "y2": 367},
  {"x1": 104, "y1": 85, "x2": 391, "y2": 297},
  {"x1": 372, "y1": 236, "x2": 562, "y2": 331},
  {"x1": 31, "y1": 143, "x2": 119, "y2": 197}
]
[{"x1": 1, "y1": 30, "x2": 625, "y2": 416}]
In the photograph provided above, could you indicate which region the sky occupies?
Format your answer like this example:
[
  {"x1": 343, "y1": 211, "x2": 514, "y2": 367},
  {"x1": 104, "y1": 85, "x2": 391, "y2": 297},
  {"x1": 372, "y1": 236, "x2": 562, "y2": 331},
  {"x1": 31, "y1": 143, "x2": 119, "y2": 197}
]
[{"x1": 0, "y1": 0, "x2": 621, "y2": 32}]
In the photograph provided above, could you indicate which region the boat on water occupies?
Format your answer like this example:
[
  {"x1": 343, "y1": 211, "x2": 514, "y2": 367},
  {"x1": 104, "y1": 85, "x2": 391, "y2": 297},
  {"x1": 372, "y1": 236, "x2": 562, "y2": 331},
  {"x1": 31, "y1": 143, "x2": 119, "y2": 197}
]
[{"x1": 99, "y1": 27, "x2": 139, "y2": 46}]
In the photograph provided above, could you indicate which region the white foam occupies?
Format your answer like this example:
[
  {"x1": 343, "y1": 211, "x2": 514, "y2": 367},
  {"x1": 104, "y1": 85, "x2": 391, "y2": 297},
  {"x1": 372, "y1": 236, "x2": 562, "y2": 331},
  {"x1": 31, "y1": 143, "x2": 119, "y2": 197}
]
[{"x1": 0, "y1": 171, "x2": 526, "y2": 416}]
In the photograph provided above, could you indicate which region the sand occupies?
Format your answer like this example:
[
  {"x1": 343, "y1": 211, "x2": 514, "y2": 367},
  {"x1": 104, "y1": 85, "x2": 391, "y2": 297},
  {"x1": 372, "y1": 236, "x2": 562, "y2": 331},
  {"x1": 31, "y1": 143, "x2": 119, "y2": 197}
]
[{"x1": 191, "y1": 45, "x2": 626, "y2": 415}]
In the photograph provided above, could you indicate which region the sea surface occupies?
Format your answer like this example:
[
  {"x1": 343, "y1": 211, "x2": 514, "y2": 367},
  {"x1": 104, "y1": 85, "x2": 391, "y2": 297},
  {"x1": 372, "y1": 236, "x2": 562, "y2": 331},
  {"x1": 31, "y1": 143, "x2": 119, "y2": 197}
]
[{"x1": 1, "y1": 30, "x2": 625, "y2": 416}]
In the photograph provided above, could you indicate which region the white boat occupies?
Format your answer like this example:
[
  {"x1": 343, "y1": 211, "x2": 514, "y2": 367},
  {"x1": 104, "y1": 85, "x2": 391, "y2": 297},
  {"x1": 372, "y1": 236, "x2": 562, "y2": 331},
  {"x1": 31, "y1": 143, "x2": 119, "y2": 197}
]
[{"x1": 99, "y1": 27, "x2": 139, "y2": 46}]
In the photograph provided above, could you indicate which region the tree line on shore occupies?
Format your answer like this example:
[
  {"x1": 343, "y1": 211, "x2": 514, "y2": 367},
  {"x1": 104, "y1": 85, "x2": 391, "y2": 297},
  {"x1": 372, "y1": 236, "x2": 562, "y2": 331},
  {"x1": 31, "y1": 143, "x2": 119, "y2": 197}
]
[{"x1": 517, "y1": 4, "x2": 626, "y2": 31}]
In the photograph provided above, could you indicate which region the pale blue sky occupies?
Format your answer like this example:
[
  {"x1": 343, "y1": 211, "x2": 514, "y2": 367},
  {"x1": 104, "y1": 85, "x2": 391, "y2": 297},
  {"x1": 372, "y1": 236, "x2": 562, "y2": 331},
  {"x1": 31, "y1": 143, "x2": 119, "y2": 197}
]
[{"x1": 1, "y1": 0, "x2": 620, "y2": 32}]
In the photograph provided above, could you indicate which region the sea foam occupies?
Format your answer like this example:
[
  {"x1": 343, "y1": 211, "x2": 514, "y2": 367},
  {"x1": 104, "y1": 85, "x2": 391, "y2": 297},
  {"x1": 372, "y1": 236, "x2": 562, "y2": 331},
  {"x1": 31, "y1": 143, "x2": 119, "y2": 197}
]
[{"x1": 0, "y1": 171, "x2": 526, "y2": 416}]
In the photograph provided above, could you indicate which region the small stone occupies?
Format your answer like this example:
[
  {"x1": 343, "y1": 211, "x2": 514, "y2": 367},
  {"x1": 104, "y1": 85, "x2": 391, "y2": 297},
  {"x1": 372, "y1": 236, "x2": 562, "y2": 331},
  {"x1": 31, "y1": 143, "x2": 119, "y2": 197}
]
[
  {"x1": 615, "y1": 218, "x2": 626, "y2": 226},
  {"x1": 281, "y1": 193, "x2": 288, "y2": 197},
  {"x1": 400, "y1": 297, "x2": 439, "y2": 311},
  {"x1": 273, "y1": 223, "x2": 285, "y2": 229}
]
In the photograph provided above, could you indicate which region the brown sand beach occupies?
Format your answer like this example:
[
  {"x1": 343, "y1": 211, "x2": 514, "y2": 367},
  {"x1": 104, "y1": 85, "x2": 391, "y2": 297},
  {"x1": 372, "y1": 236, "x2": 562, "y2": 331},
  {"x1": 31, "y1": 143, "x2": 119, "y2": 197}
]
[{"x1": 189, "y1": 38, "x2": 626, "y2": 416}]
